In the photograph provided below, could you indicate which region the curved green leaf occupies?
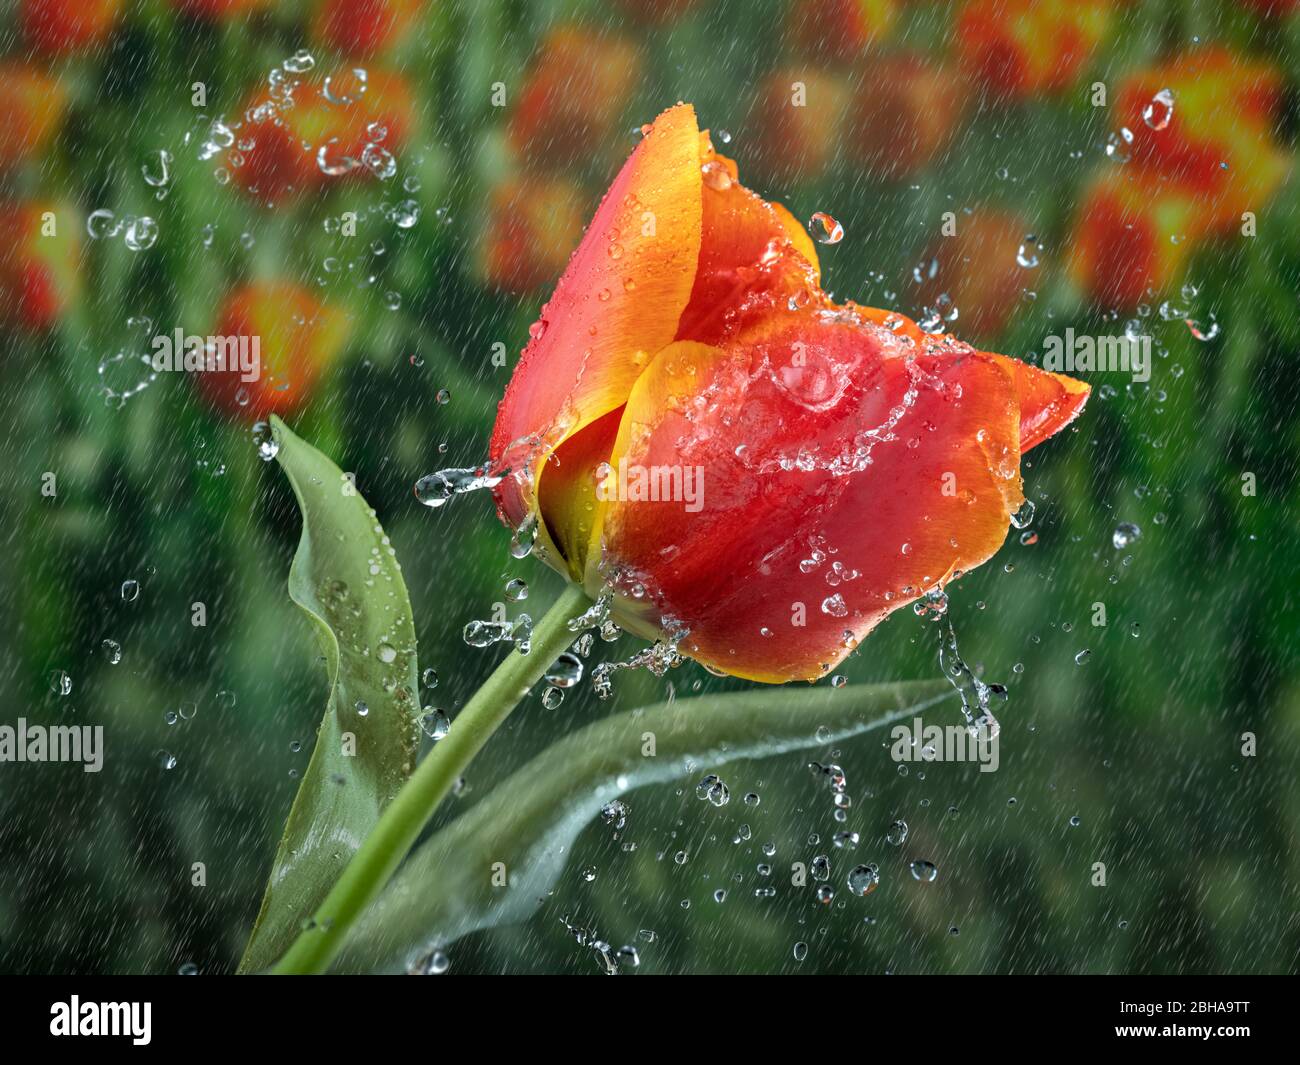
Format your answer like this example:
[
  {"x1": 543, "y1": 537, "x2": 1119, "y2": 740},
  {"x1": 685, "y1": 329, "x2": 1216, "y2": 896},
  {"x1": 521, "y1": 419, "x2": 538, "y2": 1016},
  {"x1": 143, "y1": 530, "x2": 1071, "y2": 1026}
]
[
  {"x1": 239, "y1": 416, "x2": 421, "y2": 973},
  {"x1": 337, "y1": 679, "x2": 953, "y2": 972}
]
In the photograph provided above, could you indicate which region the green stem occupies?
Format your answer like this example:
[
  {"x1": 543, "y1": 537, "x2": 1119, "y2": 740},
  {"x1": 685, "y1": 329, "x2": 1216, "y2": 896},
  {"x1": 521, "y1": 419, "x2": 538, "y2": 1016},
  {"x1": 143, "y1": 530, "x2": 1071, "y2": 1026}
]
[{"x1": 270, "y1": 583, "x2": 591, "y2": 975}]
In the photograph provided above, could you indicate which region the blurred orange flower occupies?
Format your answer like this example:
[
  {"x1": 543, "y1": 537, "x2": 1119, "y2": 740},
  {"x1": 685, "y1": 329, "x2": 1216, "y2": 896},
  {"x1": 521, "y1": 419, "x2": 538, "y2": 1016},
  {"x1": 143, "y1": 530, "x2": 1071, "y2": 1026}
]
[
  {"x1": 481, "y1": 176, "x2": 586, "y2": 293},
  {"x1": 195, "y1": 282, "x2": 352, "y2": 417},
  {"x1": 170, "y1": 0, "x2": 274, "y2": 18},
  {"x1": 842, "y1": 53, "x2": 964, "y2": 181},
  {"x1": 1069, "y1": 47, "x2": 1290, "y2": 309},
  {"x1": 509, "y1": 28, "x2": 641, "y2": 168},
  {"x1": 0, "y1": 63, "x2": 68, "y2": 169},
  {"x1": 787, "y1": 0, "x2": 898, "y2": 62},
  {"x1": 914, "y1": 209, "x2": 1033, "y2": 340},
  {"x1": 231, "y1": 68, "x2": 417, "y2": 205},
  {"x1": 746, "y1": 69, "x2": 846, "y2": 185},
  {"x1": 1112, "y1": 46, "x2": 1290, "y2": 232},
  {"x1": 22, "y1": 0, "x2": 120, "y2": 54},
  {"x1": 957, "y1": 0, "x2": 1111, "y2": 100},
  {"x1": 1066, "y1": 175, "x2": 1200, "y2": 310},
  {"x1": 0, "y1": 202, "x2": 81, "y2": 331},
  {"x1": 612, "y1": 0, "x2": 699, "y2": 23},
  {"x1": 312, "y1": 0, "x2": 424, "y2": 58}
]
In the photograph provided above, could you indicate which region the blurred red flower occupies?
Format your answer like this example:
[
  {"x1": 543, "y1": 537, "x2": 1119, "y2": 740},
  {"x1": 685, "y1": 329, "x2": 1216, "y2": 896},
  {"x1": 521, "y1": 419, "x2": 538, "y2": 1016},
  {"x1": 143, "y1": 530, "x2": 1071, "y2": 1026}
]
[
  {"x1": 842, "y1": 53, "x2": 965, "y2": 181},
  {"x1": 312, "y1": 0, "x2": 424, "y2": 58},
  {"x1": 0, "y1": 63, "x2": 68, "y2": 169},
  {"x1": 22, "y1": 0, "x2": 120, "y2": 54},
  {"x1": 481, "y1": 176, "x2": 587, "y2": 293},
  {"x1": 0, "y1": 202, "x2": 81, "y2": 331},
  {"x1": 1068, "y1": 47, "x2": 1290, "y2": 309},
  {"x1": 509, "y1": 28, "x2": 641, "y2": 168},
  {"x1": 746, "y1": 69, "x2": 846, "y2": 185},
  {"x1": 787, "y1": 0, "x2": 898, "y2": 62},
  {"x1": 230, "y1": 67, "x2": 417, "y2": 205},
  {"x1": 957, "y1": 0, "x2": 1111, "y2": 101},
  {"x1": 914, "y1": 209, "x2": 1033, "y2": 340},
  {"x1": 195, "y1": 282, "x2": 352, "y2": 417}
]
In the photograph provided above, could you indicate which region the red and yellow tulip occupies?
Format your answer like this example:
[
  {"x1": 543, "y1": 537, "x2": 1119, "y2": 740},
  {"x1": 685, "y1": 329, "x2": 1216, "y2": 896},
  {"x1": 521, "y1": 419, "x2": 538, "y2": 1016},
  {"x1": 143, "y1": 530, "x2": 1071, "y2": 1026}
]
[
  {"x1": 509, "y1": 28, "x2": 641, "y2": 168},
  {"x1": 843, "y1": 53, "x2": 965, "y2": 181},
  {"x1": 913, "y1": 209, "x2": 1032, "y2": 340},
  {"x1": 22, "y1": 0, "x2": 121, "y2": 55},
  {"x1": 786, "y1": 0, "x2": 898, "y2": 63},
  {"x1": 1066, "y1": 174, "x2": 1199, "y2": 310},
  {"x1": 1068, "y1": 47, "x2": 1290, "y2": 309},
  {"x1": 1111, "y1": 47, "x2": 1289, "y2": 234},
  {"x1": 195, "y1": 282, "x2": 351, "y2": 417},
  {"x1": 0, "y1": 201, "x2": 80, "y2": 332},
  {"x1": 312, "y1": 0, "x2": 424, "y2": 58},
  {"x1": 481, "y1": 175, "x2": 587, "y2": 293},
  {"x1": 0, "y1": 63, "x2": 68, "y2": 169},
  {"x1": 746, "y1": 69, "x2": 846, "y2": 186},
  {"x1": 231, "y1": 68, "x2": 417, "y2": 205},
  {"x1": 169, "y1": 0, "x2": 273, "y2": 19},
  {"x1": 489, "y1": 104, "x2": 1088, "y2": 682},
  {"x1": 957, "y1": 0, "x2": 1111, "y2": 101}
]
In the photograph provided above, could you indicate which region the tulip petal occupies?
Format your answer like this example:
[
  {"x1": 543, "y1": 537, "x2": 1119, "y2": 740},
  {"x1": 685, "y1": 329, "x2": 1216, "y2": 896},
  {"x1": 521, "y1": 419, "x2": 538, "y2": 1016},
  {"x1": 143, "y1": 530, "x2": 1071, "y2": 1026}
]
[
  {"x1": 597, "y1": 315, "x2": 1026, "y2": 682},
  {"x1": 675, "y1": 139, "x2": 822, "y2": 347},
  {"x1": 986, "y1": 353, "x2": 1090, "y2": 453},
  {"x1": 490, "y1": 103, "x2": 704, "y2": 534},
  {"x1": 849, "y1": 304, "x2": 1088, "y2": 454}
]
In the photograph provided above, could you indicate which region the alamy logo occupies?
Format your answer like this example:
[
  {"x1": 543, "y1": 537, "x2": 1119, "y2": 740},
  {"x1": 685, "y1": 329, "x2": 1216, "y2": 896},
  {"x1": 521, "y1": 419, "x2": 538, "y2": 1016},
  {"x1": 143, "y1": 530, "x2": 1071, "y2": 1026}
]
[
  {"x1": 0, "y1": 719, "x2": 103, "y2": 772},
  {"x1": 595, "y1": 457, "x2": 705, "y2": 513},
  {"x1": 1042, "y1": 327, "x2": 1150, "y2": 383},
  {"x1": 150, "y1": 328, "x2": 261, "y2": 382},
  {"x1": 889, "y1": 717, "x2": 999, "y2": 773},
  {"x1": 50, "y1": 997, "x2": 151, "y2": 1045}
]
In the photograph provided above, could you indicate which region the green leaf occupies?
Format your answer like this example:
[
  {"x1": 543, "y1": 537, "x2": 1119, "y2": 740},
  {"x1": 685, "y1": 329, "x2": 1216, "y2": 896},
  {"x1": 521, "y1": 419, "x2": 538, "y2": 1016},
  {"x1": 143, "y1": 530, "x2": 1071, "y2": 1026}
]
[
  {"x1": 239, "y1": 415, "x2": 421, "y2": 973},
  {"x1": 336, "y1": 679, "x2": 953, "y2": 972}
]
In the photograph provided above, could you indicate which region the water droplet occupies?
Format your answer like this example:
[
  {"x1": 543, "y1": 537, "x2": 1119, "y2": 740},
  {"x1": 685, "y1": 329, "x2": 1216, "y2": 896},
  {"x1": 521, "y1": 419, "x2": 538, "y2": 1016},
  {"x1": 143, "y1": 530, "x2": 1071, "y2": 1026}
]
[
  {"x1": 48, "y1": 669, "x2": 72, "y2": 696},
  {"x1": 392, "y1": 199, "x2": 420, "y2": 228},
  {"x1": 1142, "y1": 88, "x2": 1174, "y2": 130},
  {"x1": 87, "y1": 209, "x2": 121, "y2": 240},
  {"x1": 419, "y1": 708, "x2": 450, "y2": 741},
  {"x1": 1112, "y1": 521, "x2": 1141, "y2": 549},
  {"x1": 886, "y1": 819, "x2": 908, "y2": 846},
  {"x1": 142, "y1": 149, "x2": 172, "y2": 188},
  {"x1": 1009, "y1": 499, "x2": 1035, "y2": 529},
  {"x1": 121, "y1": 579, "x2": 141, "y2": 602},
  {"x1": 124, "y1": 216, "x2": 158, "y2": 251},
  {"x1": 252, "y1": 420, "x2": 280, "y2": 462},
  {"x1": 696, "y1": 773, "x2": 730, "y2": 807},
  {"x1": 808, "y1": 211, "x2": 844, "y2": 245},
  {"x1": 909, "y1": 859, "x2": 938, "y2": 883},
  {"x1": 1105, "y1": 128, "x2": 1134, "y2": 162},
  {"x1": 821, "y1": 593, "x2": 848, "y2": 617},
  {"x1": 544, "y1": 651, "x2": 583, "y2": 688},
  {"x1": 847, "y1": 864, "x2": 880, "y2": 896},
  {"x1": 283, "y1": 49, "x2": 316, "y2": 74},
  {"x1": 1016, "y1": 235, "x2": 1041, "y2": 268}
]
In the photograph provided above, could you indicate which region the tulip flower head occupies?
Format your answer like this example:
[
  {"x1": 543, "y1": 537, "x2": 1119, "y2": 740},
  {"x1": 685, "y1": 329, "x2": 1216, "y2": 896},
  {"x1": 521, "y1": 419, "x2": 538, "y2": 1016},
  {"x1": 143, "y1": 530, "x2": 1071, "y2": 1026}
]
[{"x1": 490, "y1": 104, "x2": 1088, "y2": 683}]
